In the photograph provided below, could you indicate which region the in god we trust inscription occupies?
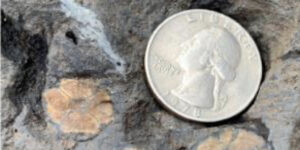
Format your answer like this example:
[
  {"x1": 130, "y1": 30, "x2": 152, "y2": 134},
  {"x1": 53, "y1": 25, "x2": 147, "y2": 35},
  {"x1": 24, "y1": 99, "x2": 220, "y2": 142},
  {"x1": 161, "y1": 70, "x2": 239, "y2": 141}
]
[{"x1": 145, "y1": 10, "x2": 262, "y2": 122}]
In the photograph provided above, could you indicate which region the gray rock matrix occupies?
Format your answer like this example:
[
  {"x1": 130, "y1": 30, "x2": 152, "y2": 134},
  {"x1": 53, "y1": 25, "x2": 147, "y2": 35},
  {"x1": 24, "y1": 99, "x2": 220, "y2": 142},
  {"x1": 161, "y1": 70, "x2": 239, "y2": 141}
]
[{"x1": 1, "y1": 0, "x2": 299, "y2": 150}]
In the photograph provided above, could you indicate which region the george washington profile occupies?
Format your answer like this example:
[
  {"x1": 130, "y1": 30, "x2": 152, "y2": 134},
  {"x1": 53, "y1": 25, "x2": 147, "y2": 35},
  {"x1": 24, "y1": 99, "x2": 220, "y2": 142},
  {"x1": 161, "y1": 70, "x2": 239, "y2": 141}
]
[{"x1": 171, "y1": 27, "x2": 241, "y2": 110}]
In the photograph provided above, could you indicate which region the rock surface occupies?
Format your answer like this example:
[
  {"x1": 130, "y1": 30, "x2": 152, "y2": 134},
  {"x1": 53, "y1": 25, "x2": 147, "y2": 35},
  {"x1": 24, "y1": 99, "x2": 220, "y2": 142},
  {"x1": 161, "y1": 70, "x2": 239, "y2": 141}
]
[{"x1": 1, "y1": 0, "x2": 299, "y2": 150}]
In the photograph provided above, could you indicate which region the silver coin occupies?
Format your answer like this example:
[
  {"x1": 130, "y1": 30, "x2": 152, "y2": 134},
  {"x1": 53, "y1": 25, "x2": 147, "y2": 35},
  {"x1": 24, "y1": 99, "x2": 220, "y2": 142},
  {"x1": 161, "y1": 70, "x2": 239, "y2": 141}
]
[{"x1": 145, "y1": 9, "x2": 262, "y2": 122}]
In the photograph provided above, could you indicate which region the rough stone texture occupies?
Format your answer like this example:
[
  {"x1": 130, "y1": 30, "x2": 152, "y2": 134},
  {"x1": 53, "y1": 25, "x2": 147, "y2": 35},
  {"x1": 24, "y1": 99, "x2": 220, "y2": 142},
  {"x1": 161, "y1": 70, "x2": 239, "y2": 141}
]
[{"x1": 1, "y1": 0, "x2": 299, "y2": 150}]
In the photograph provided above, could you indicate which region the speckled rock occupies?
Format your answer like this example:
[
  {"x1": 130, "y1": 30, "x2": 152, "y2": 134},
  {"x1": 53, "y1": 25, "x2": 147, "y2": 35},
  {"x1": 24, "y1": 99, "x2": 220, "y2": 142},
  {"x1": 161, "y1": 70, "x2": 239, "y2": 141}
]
[{"x1": 1, "y1": 0, "x2": 300, "y2": 150}]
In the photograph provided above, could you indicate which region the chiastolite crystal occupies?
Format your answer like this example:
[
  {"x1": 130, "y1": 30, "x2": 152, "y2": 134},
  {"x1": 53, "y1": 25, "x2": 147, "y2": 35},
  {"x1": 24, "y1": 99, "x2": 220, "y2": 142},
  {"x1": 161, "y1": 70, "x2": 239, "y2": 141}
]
[
  {"x1": 43, "y1": 79, "x2": 113, "y2": 134},
  {"x1": 197, "y1": 128, "x2": 267, "y2": 150}
]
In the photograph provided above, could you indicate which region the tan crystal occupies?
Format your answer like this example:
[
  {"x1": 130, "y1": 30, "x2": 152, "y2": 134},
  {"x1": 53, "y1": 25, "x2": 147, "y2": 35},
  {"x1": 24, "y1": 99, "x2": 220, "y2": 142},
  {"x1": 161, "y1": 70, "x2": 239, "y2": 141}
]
[{"x1": 43, "y1": 79, "x2": 113, "y2": 134}]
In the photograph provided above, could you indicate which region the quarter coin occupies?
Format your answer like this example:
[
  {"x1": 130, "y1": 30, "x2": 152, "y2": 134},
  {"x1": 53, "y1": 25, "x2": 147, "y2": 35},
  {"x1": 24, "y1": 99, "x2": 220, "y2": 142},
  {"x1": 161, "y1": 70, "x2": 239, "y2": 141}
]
[{"x1": 145, "y1": 9, "x2": 262, "y2": 122}]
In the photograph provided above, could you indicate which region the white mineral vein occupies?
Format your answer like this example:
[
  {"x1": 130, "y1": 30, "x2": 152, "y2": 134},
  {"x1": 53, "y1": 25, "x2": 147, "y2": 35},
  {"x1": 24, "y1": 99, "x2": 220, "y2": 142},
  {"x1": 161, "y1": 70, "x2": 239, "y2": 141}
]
[{"x1": 60, "y1": 0, "x2": 126, "y2": 75}]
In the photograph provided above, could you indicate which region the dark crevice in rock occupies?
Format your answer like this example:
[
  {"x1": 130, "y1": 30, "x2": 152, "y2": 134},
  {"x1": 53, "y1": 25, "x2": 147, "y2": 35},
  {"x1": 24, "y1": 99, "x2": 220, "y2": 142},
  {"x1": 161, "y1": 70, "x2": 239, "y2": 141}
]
[
  {"x1": 177, "y1": 146, "x2": 187, "y2": 150},
  {"x1": 249, "y1": 32, "x2": 270, "y2": 83},
  {"x1": 65, "y1": 30, "x2": 78, "y2": 45},
  {"x1": 203, "y1": 115, "x2": 247, "y2": 127},
  {"x1": 246, "y1": 118, "x2": 275, "y2": 150},
  {"x1": 1, "y1": 10, "x2": 48, "y2": 125},
  {"x1": 190, "y1": 0, "x2": 232, "y2": 11},
  {"x1": 246, "y1": 118, "x2": 269, "y2": 140},
  {"x1": 116, "y1": 61, "x2": 122, "y2": 66},
  {"x1": 281, "y1": 50, "x2": 300, "y2": 60},
  {"x1": 290, "y1": 119, "x2": 300, "y2": 150}
]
